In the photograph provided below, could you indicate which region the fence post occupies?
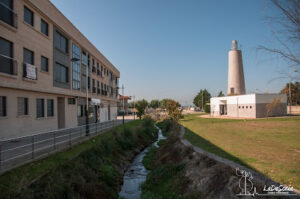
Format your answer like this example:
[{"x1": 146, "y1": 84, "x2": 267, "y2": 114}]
[
  {"x1": 0, "y1": 143, "x2": 2, "y2": 171},
  {"x1": 32, "y1": 136, "x2": 35, "y2": 159},
  {"x1": 69, "y1": 129, "x2": 71, "y2": 146},
  {"x1": 54, "y1": 132, "x2": 56, "y2": 150}
]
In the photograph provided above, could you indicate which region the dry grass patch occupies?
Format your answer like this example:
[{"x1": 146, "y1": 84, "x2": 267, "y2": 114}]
[{"x1": 180, "y1": 114, "x2": 300, "y2": 189}]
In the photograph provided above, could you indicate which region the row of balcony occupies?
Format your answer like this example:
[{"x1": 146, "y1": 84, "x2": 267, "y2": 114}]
[{"x1": 92, "y1": 87, "x2": 117, "y2": 98}]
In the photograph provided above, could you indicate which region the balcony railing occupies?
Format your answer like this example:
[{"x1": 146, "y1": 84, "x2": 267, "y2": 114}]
[
  {"x1": 97, "y1": 70, "x2": 100, "y2": 76},
  {"x1": 0, "y1": 54, "x2": 17, "y2": 76},
  {"x1": 92, "y1": 87, "x2": 96, "y2": 93},
  {"x1": 23, "y1": 63, "x2": 37, "y2": 80},
  {"x1": 92, "y1": 66, "x2": 96, "y2": 73},
  {"x1": 0, "y1": 2, "x2": 17, "y2": 28},
  {"x1": 97, "y1": 88, "x2": 101, "y2": 94}
]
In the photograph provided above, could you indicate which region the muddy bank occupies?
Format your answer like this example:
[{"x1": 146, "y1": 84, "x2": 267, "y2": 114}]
[{"x1": 143, "y1": 123, "x2": 299, "y2": 199}]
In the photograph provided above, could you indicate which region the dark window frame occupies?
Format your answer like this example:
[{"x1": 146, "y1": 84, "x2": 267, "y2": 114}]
[
  {"x1": 24, "y1": 6, "x2": 34, "y2": 26},
  {"x1": 0, "y1": 96, "x2": 7, "y2": 117},
  {"x1": 47, "y1": 99, "x2": 54, "y2": 117},
  {"x1": 55, "y1": 62, "x2": 68, "y2": 83},
  {"x1": 36, "y1": 98, "x2": 44, "y2": 118},
  {"x1": 41, "y1": 56, "x2": 48, "y2": 72},
  {"x1": 40, "y1": 19, "x2": 49, "y2": 36},
  {"x1": 54, "y1": 30, "x2": 68, "y2": 54},
  {"x1": 23, "y1": 48, "x2": 34, "y2": 65},
  {"x1": 17, "y1": 97, "x2": 28, "y2": 116}
]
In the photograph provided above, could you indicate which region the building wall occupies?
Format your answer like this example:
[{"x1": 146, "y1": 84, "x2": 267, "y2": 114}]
[
  {"x1": 0, "y1": 0, "x2": 120, "y2": 139},
  {"x1": 210, "y1": 94, "x2": 287, "y2": 118},
  {"x1": 0, "y1": 87, "x2": 59, "y2": 139}
]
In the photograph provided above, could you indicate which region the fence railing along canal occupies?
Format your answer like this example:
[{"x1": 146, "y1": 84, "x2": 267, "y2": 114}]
[{"x1": 0, "y1": 119, "x2": 130, "y2": 174}]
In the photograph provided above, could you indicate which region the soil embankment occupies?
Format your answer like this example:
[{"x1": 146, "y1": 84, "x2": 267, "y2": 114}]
[{"x1": 142, "y1": 122, "x2": 299, "y2": 199}]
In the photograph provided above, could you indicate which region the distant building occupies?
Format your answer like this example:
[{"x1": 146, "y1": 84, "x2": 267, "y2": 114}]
[
  {"x1": 211, "y1": 94, "x2": 287, "y2": 118},
  {"x1": 210, "y1": 41, "x2": 287, "y2": 118},
  {"x1": 0, "y1": 0, "x2": 119, "y2": 139},
  {"x1": 117, "y1": 95, "x2": 131, "y2": 115}
]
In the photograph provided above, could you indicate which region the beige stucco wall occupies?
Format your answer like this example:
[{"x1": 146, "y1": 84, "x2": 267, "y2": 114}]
[
  {"x1": 0, "y1": 87, "x2": 58, "y2": 139},
  {"x1": 0, "y1": 0, "x2": 120, "y2": 138}
]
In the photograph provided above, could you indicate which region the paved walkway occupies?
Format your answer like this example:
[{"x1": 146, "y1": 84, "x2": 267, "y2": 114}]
[{"x1": 178, "y1": 125, "x2": 300, "y2": 196}]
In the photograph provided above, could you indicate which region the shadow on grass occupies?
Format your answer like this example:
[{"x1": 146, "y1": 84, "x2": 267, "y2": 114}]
[{"x1": 184, "y1": 127, "x2": 260, "y2": 173}]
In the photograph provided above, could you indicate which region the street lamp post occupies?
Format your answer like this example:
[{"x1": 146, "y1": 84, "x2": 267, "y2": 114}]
[{"x1": 122, "y1": 84, "x2": 125, "y2": 124}]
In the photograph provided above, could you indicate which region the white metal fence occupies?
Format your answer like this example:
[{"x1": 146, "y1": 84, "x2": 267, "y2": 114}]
[{"x1": 0, "y1": 119, "x2": 130, "y2": 174}]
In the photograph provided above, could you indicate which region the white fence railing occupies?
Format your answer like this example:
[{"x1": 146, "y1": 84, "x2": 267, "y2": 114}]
[{"x1": 0, "y1": 119, "x2": 130, "y2": 174}]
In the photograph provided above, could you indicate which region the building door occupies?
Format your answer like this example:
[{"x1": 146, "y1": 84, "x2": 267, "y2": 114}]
[
  {"x1": 108, "y1": 104, "x2": 111, "y2": 121},
  {"x1": 220, "y1": 104, "x2": 227, "y2": 115},
  {"x1": 57, "y1": 97, "x2": 65, "y2": 129}
]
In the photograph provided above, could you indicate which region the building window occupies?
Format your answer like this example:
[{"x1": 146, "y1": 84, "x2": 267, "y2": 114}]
[
  {"x1": 41, "y1": 19, "x2": 48, "y2": 36},
  {"x1": 97, "y1": 63, "x2": 100, "y2": 75},
  {"x1": 41, "y1": 56, "x2": 48, "y2": 72},
  {"x1": 55, "y1": 63, "x2": 68, "y2": 83},
  {"x1": 246, "y1": 106, "x2": 248, "y2": 109},
  {"x1": 24, "y1": 6, "x2": 33, "y2": 26},
  {"x1": 0, "y1": 0, "x2": 15, "y2": 27},
  {"x1": 0, "y1": 37, "x2": 15, "y2": 75},
  {"x1": 68, "y1": 98, "x2": 76, "y2": 104},
  {"x1": 242, "y1": 106, "x2": 244, "y2": 109},
  {"x1": 47, "y1": 99, "x2": 54, "y2": 117},
  {"x1": 77, "y1": 105, "x2": 83, "y2": 117},
  {"x1": 238, "y1": 106, "x2": 241, "y2": 109},
  {"x1": 23, "y1": 48, "x2": 34, "y2": 65},
  {"x1": 17, "y1": 97, "x2": 28, "y2": 116},
  {"x1": 72, "y1": 43, "x2": 80, "y2": 90},
  {"x1": 0, "y1": 96, "x2": 7, "y2": 117},
  {"x1": 36, "y1": 98, "x2": 44, "y2": 118},
  {"x1": 250, "y1": 106, "x2": 252, "y2": 109},
  {"x1": 54, "y1": 31, "x2": 68, "y2": 53},
  {"x1": 230, "y1": 87, "x2": 234, "y2": 94}
]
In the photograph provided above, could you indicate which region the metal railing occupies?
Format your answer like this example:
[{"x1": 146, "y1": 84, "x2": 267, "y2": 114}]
[
  {"x1": 0, "y1": 2, "x2": 17, "y2": 28},
  {"x1": 0, "y1": 54, "x2": 18, "y2": 76},
  {"x1": 0, "y1": 119, "x2": 130, "y2": 174}
]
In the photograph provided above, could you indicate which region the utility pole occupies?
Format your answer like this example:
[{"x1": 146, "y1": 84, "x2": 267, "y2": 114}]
[
  {"x1": 133, "y1": 96, "x2": 135, "y2": 120},
  {"x1": 289, "y1": 81, "x2": 292, "y2": 115},
  {"x1": 122, "y1": 84, "x2": 125, "y2": 124},
  {"x1": 86, "y1": 53, "x2": 89, "y2": 136},
  {"x1": 202, "y1": 91, "x2": 204, "y2": 112}
]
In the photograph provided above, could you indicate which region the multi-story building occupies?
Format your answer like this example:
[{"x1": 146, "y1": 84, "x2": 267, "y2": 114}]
[
  {"x1": 0, "y1": 0, "x2": 120, "y2": 139},
  {"x1": 117, "y1": 95, "x2": 131, "y2": 115}
]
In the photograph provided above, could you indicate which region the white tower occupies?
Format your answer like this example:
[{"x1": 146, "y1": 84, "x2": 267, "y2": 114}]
[{"x1": 227, "y1": 40, "x2": 246, "y2": 95}]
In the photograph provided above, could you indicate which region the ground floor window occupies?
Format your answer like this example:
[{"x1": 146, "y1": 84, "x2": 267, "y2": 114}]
[
  {"x1": 17, "y1": 97, "x2": 28, "y2": 116},
  {"x1": 36, "y1": 99, "x2": 44, "y2": 118},
  {"x1": 0, "y1": 96, "x2": 7, "y2": 117},
  {"x1": 47, "y1": 99, "x2": 54, "y2": 117},
  {"x1": 77, "y1": 105, "x2": 84, "y2": 117}
]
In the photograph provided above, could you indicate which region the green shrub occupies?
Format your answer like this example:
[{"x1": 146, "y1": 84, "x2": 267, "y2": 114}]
[{"x1": 204, "y1": 103, "x2": 210, "y2": 113}]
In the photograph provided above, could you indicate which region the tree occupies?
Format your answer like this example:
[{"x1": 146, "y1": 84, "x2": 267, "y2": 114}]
[
  {"x1": 280, "y1": 81, "x2": 300, "y2": 105},
  {"x1": 193, "y1": 89, "x2": 211, "y2": 110},
  {"x1": 266, "y1": 97, "x2": 281, "y2": 117},
  {"x1": 218, "y1": 91, "x2": 225, "y2": 97},
  {"x1": 258, "y1": 0, "x2": 300, "y2": 78},
  {"x1": 135, "y1": 99, "x2": 148, "y2": 119},
  {"x1": 160, "y1": 98, "x2": 171, "y2": 109},
  {"x1": 166, "y1": 99, "x2": 182, "y2": 121},
  {"x1": 149, "y1": 99, "x2": 160, "y2": 109}
]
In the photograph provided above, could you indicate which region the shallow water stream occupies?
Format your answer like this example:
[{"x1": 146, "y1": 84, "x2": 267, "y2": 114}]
[{"x1": 119, "y1": 125, "x2": 165, "y2": 199}]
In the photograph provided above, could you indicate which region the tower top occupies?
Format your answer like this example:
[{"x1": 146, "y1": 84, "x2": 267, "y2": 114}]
[{"x1": 232, "y1": 40, "x2": 238, "y2": 50}]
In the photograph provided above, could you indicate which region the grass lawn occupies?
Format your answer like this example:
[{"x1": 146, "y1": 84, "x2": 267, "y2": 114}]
[
  {"x1": 180, "y1": 114, "x2": 300, "y2": 189},
  {"x1": 0, "y1": 120, "x2": 141, "y2": 195}
]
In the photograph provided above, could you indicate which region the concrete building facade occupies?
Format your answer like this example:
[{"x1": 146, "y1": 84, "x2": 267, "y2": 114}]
[{"x1": 0, "y1": 0, "x2": 120, "y2": 139}]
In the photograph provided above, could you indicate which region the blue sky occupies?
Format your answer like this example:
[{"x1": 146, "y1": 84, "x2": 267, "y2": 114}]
[{"x1": 50, "y1": 0, "x2": 287, "y2": 105}]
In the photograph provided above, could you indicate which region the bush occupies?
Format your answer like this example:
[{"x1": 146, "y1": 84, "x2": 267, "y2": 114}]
[{"x1": 204, "y1": 103, "x2": 210, "y2": 113}]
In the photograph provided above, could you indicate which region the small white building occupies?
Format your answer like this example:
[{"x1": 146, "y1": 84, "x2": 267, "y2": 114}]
[{"x1": 210, "y1": 93, "x2": 287, "y2": 118}]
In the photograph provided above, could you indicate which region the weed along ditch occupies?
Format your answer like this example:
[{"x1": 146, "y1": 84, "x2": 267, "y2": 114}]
[{"x1": 119, "y1": 125, "x2": 165, "y2": 199}]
